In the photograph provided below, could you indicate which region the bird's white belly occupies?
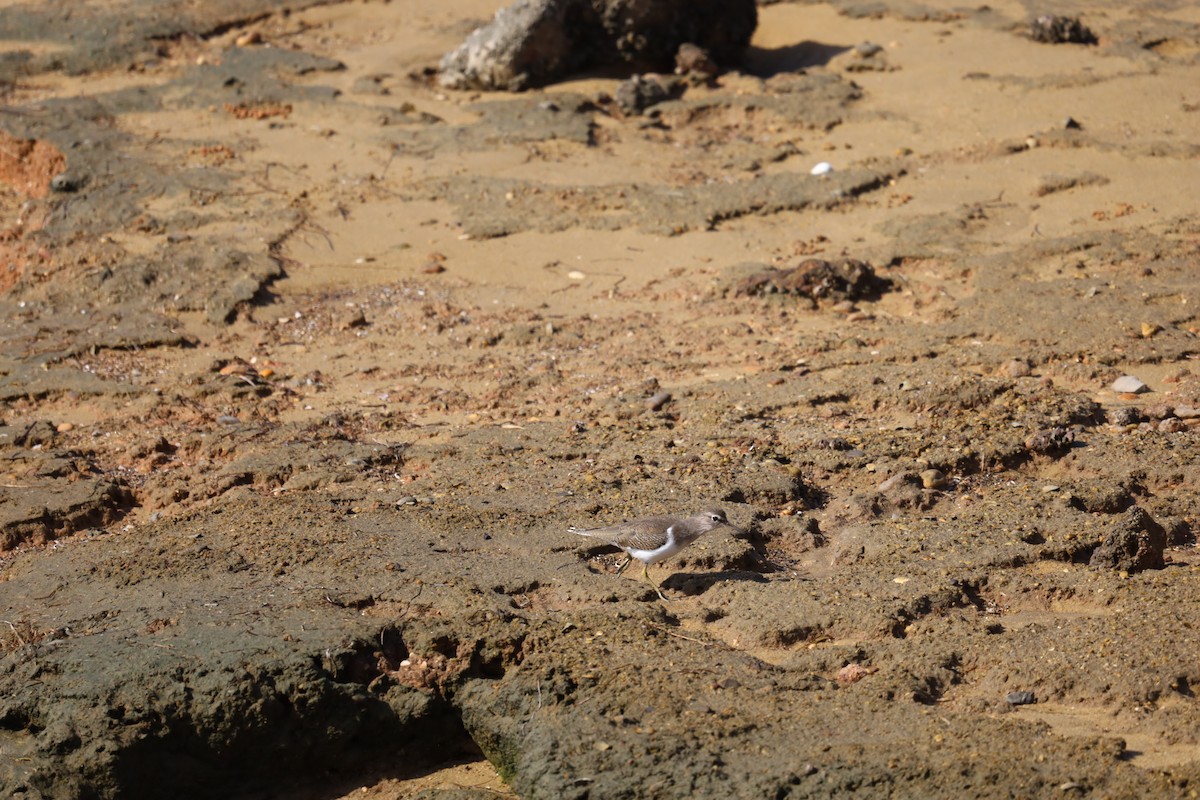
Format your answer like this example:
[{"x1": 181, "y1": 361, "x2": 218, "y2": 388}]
[{"x1": 625, "y1": 536, "x2": 683, "y2": 566}]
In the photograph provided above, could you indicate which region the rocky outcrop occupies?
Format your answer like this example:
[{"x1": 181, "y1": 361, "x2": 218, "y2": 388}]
[{"x1": 438, "y1": 0, "x2": 757, "y2": 90}]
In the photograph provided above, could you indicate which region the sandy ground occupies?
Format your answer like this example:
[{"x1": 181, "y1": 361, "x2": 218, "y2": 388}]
[{"x1": 2, "y1": 0, "x2": 1200, "y2": 797}]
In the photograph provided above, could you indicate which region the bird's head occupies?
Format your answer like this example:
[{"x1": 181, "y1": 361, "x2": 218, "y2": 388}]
[{"x1": 697, "y1": 508, "x2": 730, "y2": 532}]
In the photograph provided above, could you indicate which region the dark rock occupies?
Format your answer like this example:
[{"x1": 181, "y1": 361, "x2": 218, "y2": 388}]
[
  {"x1": 1005, "y1": 691, "x2": 1037, "y2": 705},
  {"x1": 1024, "y1": 426, "x2": 1075, "y2": 456},
  {"x1": 1089, "y1": 506, "x2": 1166, "y2": 573},
  {"x1": 438, "y1": 0, "x2": 757, "y2": 91},
  {"x1": 733, "y1": 258, "x2": 891, "y2": 305},
  {"x1": 675, "y1": 42, "x2": 718, "y2": 83},
  {"x1": 1106, "y1": 406, "x2": 1141, "y2": 426},
  {"x1": 614, "y1": 74, "x2": 676, "y2": 115},
  {"x1": 1030, "y1": 15, "x2": 1097, "y2": 45}
]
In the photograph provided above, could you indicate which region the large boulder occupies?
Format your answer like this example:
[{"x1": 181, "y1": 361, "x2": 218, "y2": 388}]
[{"x1": 438, "y1": 0, "x2": 757, "y2": 90}]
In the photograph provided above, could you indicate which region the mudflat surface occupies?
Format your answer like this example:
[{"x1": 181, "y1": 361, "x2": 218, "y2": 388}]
[{"x1": 2, "y1": 0, "x2": 1200, "y2": 797}]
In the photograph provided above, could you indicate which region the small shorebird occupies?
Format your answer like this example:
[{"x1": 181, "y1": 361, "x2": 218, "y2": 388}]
[{"x1": 570, "y1": 508, "x2": 731, "y2": 599}]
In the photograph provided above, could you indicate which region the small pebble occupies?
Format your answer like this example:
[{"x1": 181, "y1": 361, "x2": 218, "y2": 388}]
[
  {"x1": 56, "y1": 422, "x2": 75, "y2": 433},
  {"x1": 1159, "y1": 418, "x2": 1188, "y2": 433},
  {"x1": 1110, "y1": 375, "x2": 1148, "y2": 394},
  {"x1": 836, "y1": 664, "x2": 873, "y2": 684},
  {"x1": 1141, "y1": 322, "x2": 1161, "y2": 338},
  {"x1": 810, "y1": 161, "x2": 833, "y2": 176},
  {"x1": 1000, "y1": 359, "x2": 1031, "y2": 378},
  {"x1": 920, "y1": 468, "x2": 947, "y2": 489},
  {"x1": 1006, "y1": 691, "x2": 1037, "y2": 706},
  {"x1": 1174, "y1": 405, "x2": 1200, "y2": 419}
]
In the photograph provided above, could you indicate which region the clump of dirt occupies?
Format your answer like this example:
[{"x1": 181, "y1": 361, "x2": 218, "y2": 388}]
[{"x1": 732, "y1": 258, "x2": 892, "y2": 305}]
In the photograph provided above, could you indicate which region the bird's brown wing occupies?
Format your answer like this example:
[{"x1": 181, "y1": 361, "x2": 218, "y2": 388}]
[
  {"x1": 612, "y1": 520, "x2": 676, "y2": 551},
  {"x1": 572, "y1": 515, "x2": 677, "y2": 549}
]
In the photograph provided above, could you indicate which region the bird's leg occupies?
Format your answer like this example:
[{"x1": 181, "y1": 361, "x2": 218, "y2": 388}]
[{"x1": 644, "y1": 563, "x2": 670, "y2": 601}]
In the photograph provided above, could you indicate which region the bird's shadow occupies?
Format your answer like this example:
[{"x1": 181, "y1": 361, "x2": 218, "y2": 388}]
[
  {"x1": 661, "y1": 570, "x2": 770, "y2": 596},
  {"x1": 742, "y1": 41, "x2": 851, "y2": 77}
]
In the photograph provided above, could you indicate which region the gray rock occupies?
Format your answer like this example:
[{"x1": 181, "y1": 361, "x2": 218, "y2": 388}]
[
  {"x1": 1110, "y1": 375, "x2": 1148, "y2": 394},
  {"x1": 438, "y1": 0, "x2": 757, "y2": 91}
]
